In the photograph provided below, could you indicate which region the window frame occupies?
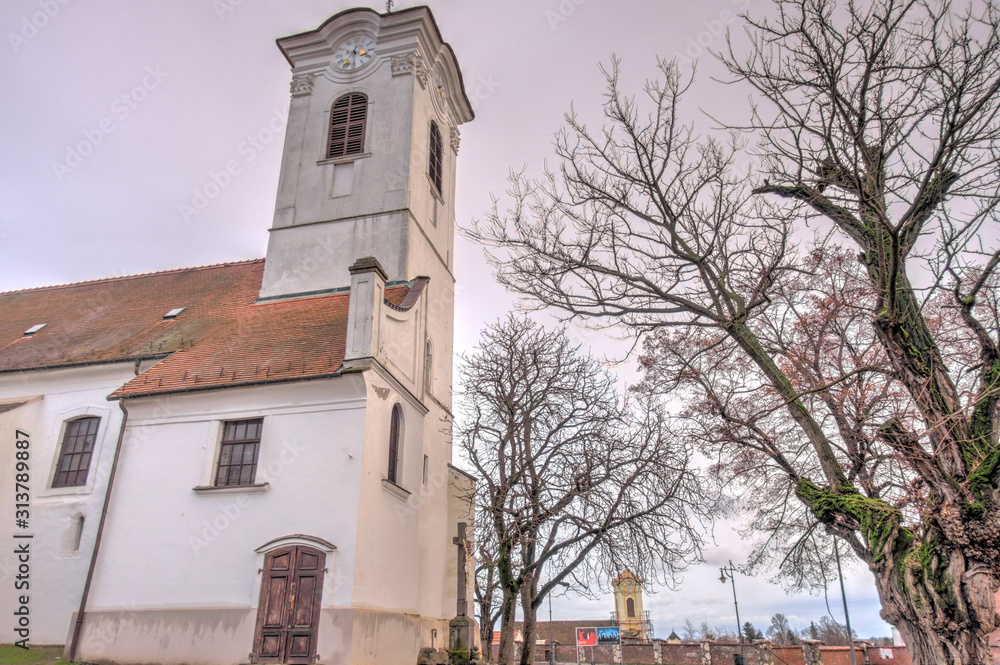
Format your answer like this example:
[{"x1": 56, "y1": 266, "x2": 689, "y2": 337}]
[
  {"x1": 626, "y1": 597, "x2": 636, "y2": 618},
  {"x1": 214, "y1": 418, "x2": 265, "y2": 488},
  {"x1": 52, "y1": 416, "x2": 101, "y2": 488},
  {"x1": 387, "y1": 404, "x2": 403, "y2": 485},
  {"x1": 326, "y1": 93, "x2": 368, "y2": 160}
]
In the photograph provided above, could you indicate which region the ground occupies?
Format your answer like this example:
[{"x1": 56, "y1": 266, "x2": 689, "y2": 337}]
[{"x1": 0, "y1": 644, "x2": 77, "y2": 665}]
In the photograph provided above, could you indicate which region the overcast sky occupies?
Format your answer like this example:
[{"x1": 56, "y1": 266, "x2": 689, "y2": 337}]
[{"x1": 0, "y1": 0, "x2": 894, "y2": 639}]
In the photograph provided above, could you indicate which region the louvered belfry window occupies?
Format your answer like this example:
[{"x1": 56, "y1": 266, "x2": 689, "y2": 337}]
[
  {"x1": 327, "y1": 93, "x2": 367, "y2": 158},
  {"x1": 428, "y1": 121, "x2": 443, "y2": 193}
]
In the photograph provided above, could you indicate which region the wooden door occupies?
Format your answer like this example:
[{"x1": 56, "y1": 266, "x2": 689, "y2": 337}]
[{"x1": 253, "y1": 546, "x2": 325, "y2": 664}]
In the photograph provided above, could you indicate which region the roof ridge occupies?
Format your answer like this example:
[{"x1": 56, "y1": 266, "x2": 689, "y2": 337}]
[{"x1": 0, "y1": 258, "x2": 265, "y2": 296}]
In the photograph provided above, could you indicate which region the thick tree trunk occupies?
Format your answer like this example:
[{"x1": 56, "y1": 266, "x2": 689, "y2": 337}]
[
  {"x1": 872, "y1": 538, "x2": 998, "y2": 665},
  {"x1": 497, "y1": 589, "x2": 519, "y2": 665},
  {"x1": 518, "y1": 572, "x2": 540, "y2": 665}
]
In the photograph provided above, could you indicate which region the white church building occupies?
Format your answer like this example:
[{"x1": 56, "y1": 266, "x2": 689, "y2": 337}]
[{"x1": 0, "y1": 6, "x2": 475, "y2": 664}]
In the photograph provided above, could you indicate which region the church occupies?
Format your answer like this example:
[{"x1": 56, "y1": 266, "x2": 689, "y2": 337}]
[{"x1": 0, "y1": 6, "x2": 475, "y2": 665}]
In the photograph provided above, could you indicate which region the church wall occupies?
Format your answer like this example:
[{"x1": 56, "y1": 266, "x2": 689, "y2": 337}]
[
  {"x1": 350, "y1": 372, "x2": 426, "y2": 613},
  {"x1": 0, "y1": 363, "x2": 140, "y2": 644},
  {"x1": 76, "y1": 377, "x2": 369, "y2": 660}
]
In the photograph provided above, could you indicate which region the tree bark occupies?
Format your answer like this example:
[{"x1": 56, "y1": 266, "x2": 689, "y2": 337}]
[
  {"x1": 518, "y1": 570, "x2": 540, "y2": 665},
  {"x1": 497, "y1": 587, "x2": 519, "y2": 665},
  {"x1": 872, "y1": 533, "x2": 998, "y2": 665}
]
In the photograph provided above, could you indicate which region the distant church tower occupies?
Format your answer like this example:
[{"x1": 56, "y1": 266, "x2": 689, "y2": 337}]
[{"x1": 612, "y1": 570, "x2": 650, "y2": 641}]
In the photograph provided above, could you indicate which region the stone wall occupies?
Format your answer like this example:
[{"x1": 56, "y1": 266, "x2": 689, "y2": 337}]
[{"x1": 490, "y1": 639, "x2": 1000, "y2": 665}]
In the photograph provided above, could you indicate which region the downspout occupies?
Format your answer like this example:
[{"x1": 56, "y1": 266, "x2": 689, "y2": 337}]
[{"x1": 68, "y1": 397, "x2": 129, "y2": 662}]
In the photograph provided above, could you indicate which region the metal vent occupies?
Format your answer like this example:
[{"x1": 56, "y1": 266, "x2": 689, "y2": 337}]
[
  {"x1": 163, "y1": 307, "x2": 185, "y2": 320},
  {"x1": 23, "y1": 323, "x2": 46, "y2": 336}
]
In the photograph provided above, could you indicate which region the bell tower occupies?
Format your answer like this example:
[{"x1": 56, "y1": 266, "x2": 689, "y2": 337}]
[
  {"x1": 259, "y1": 6, "x2": 474, "y2": 300},
  {"x1": 612, "y1": 570, "x2": 650, "y2": 641}
]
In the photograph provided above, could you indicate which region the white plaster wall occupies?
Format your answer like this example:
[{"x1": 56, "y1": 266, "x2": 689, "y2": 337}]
[
  {"x1": 0, "y1": 363, "x2": 138, "y2": 644},
  {"x1": 86, "y1": 376, "x2": 368, "y2": 621},
  {"x1": 350, "y1": 373, "x2": 424, "y2": 612}
]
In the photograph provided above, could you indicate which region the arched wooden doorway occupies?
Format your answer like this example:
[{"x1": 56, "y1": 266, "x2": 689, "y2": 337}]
[{"x1": 253, "y1": 545, "x2": 326, "y2": 664}]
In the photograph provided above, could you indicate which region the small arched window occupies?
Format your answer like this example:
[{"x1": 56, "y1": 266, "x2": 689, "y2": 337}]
[
  {"x1": 387, "y1": 404, "x2": 402, "y2": 484},
  {"x1": 428, "y1": 121, "x2": 443, "y2": 193},
  {"x1": 423, "y1": 338, "x2": 433, "y2": 393},
  {"x1": 327, "y1": 93, "x2": 368, "y2": 158},
  {"x1": 626, "y1": 597, "x2": 636, "y2": 618}
]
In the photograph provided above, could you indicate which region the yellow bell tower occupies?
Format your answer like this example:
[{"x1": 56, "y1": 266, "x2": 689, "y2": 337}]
[{"x1": 612, "y1": 570, "x2": 650, "y2": 640}]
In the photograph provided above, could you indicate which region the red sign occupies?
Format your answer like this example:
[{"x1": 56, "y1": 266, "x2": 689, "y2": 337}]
[{"x1": 576, "y1": 627, "x2": 597, "y2": 647}]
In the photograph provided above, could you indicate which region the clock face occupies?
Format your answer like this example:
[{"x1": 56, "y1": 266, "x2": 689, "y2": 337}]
[
  {"x1": 334, "y1": 36, "x2": 375, "y2": 71},
  {"x1": 624, "y1": 583, "x2": 633, "y2": 593}
]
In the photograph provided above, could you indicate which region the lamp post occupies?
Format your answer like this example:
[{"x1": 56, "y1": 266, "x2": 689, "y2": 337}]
[
  {"x1": 549, "y1": 581, "x2": 570, "y2": 665},
  {"x1": 719, "y1": 561, "x2": 745, "y2": 664},
  {"x1": 835, "y1": 542, "x2": 858, "y2": 665}
]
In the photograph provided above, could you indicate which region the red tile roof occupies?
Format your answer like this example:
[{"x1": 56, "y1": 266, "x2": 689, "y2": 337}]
[{"x1": 0, "y1": 260, "x2": 412, "y2": 399}]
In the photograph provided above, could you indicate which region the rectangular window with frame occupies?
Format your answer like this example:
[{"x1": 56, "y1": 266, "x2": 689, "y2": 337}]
[
  {"x1": 215, "y1": 418, "x2": 263, "y2": 487},
  {"x1": 53, "y1": 417, "x2": 100, "y2": 488}
]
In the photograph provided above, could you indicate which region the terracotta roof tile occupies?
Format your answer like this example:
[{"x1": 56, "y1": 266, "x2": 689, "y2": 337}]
[{"x1": 0, "y1": 260, "x2": 412, "y2": 399}]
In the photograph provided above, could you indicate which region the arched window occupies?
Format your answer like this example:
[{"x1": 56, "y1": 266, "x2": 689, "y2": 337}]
[
  {"x1": 387, "y1": 404, "x2": 402, "y2": 484},
  {"x1": 53, "y1": 416, "x2": 100, "y2": 488},
  {"x1": 423, "y1": 338, "x2": 433, "y2": 393},
  {"x1": 626, "y1": 597, "x2": 636, "y2": 618},
  {"x1": 428, "y1": 121, "x2": 443, "y2": 193},
  {"x1": 327, "y1": 93, "x2": 367, "y2": 158}
]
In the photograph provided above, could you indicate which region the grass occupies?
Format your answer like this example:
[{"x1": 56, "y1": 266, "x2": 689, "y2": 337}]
[{"x1": 0, "y1": 644, "x2": 78, "y2": 665}]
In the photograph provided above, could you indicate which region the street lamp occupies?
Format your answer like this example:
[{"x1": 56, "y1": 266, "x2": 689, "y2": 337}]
[
  {"x1": 719, "y1": 561, "x2": 745, "y2": 665},
  {"x1": 548, "y1": 581, "x2": 570, "y2": 665}
]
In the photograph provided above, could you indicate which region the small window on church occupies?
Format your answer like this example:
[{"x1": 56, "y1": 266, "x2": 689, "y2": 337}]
[
  {"x1": 53, "y1": 417, "x2": 100, "y2": 488},
  {"x1": 327, "y1": 93, "x2": 368, "y2": 158},
  {"x1": 626, "y1": 597, "x2": 636, "y2": 618},
  {"x1": 429, "y1": 121, "x2": 443, "y2": 194},
  {"x1": 215, "y1": 418, "x2": 263, "y2": 487},
  {"x1": 387, "y1": 404, "x2": 402, "y2": 484}
]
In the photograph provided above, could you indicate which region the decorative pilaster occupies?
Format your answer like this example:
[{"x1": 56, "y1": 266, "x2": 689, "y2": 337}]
[
  {"x1": 290, "y1": 73, "x2": 314, "y2": 97},
  {"x1": 391, "y1": 52, "x2": 428, "y2": 88}
]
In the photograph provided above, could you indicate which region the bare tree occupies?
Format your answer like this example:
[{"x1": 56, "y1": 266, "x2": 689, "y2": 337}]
[
  {"x1": 474, "y1": 503, "x2": 503, "y2": 661},
  {"x1": 457, "y1": 316, "x2": 708, "y2": 665},
  {"x1": 464, "y1": 1, "x2": 1000, "y2": 661},
  {"x1": 723, "y1": 1, "x2": 1000, "y2": 661},
  {"x1": 768, "y1": 614, "x2": 794, "y2": 645}
]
